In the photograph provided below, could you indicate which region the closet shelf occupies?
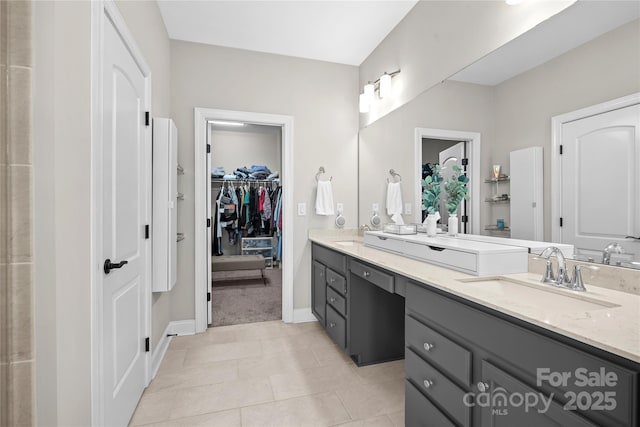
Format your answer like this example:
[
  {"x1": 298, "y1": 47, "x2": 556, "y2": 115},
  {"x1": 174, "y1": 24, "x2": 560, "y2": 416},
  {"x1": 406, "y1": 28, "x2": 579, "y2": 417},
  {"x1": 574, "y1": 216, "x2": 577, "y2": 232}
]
[
  {"x1": 484, "y1": 177, "x2": 510, "y2": 183},
  {"x1": 484, "y1": 197, "x2": 510, "y2": 203},
  {"x1": 211, "y1": 178, "x2": 280, "y2": 185}
]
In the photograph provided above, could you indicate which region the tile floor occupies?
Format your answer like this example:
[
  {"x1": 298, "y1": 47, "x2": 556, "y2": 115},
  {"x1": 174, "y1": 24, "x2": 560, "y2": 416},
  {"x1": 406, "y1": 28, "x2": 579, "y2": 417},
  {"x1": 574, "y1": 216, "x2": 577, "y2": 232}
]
[{"x1": 130, "y1": 320, "x2": 405, "y2": 426}]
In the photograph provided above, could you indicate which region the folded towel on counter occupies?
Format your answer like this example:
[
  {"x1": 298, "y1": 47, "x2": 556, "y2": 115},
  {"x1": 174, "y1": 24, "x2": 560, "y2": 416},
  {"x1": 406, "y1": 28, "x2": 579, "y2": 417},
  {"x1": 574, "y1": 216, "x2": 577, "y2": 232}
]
[
  {"x1": 315, "y1": 180, "x2": 335, "y2": 215},
  {"x1": 386, "y1": 182, "x2": 404, "y2": 224}
]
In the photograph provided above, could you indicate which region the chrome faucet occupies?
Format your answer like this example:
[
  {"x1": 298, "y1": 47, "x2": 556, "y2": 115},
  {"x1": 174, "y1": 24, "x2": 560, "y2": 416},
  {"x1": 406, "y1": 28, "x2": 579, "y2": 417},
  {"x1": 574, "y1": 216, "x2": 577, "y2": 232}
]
[
  {"x1": 540, "y1": 246, "x2": 586, "y2": 292},
  {"x1": 602, "y1": 242, "x2": 623, "y2": 265}
]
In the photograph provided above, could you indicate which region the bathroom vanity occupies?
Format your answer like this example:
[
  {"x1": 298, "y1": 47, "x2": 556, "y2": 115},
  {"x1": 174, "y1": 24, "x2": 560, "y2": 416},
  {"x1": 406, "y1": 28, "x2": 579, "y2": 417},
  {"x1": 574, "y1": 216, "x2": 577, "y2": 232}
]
[{"x1": 309, "y1": 232, "x2": 640, "y2": 427}]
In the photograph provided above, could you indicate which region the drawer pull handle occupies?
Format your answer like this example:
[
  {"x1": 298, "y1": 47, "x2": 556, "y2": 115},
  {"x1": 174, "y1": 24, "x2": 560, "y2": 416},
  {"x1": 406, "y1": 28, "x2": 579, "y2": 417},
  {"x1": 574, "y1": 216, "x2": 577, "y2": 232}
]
[
  {"x1": 477, "y1": 382, "x2": 490, "y2": 392},
  {"x1": 363, "y1": 271, "x2": 371, "y2": 278},
  {"x1": 423, "y1": 343, "x2": 434, "y2": 351},
  {"x1": 377, "y1": 236, "x2": 388, "y2": 241},
  {"x1": 329, "y1": 297, "x2": 336, "y2": 303},
  {"x1": 428, "y1": 246, "x2": 446, "y2": 252},
  {"x1": 423, "y1": 379, "x2": 434, "y2": 389},
  {"x1": 329, "y1": 322, "x2": 336, "y2": 328}
]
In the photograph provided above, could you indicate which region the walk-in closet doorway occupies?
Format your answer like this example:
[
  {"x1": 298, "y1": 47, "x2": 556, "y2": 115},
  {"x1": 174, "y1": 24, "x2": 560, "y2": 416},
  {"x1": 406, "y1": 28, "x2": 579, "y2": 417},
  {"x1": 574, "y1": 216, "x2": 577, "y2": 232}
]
[
  {"x1": 194, "y1": 109, "x2": 294, "y2": 333},
  {"x1": 209, "y1": 122, "x2": 283, "y2": 326}
]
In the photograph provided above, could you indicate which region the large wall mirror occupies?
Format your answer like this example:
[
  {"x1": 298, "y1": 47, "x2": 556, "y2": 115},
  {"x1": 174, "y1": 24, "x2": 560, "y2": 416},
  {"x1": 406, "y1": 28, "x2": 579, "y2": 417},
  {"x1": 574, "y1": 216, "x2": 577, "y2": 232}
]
[{"x1": 358, "y1": 1, "x2": 640, "y2": 269}]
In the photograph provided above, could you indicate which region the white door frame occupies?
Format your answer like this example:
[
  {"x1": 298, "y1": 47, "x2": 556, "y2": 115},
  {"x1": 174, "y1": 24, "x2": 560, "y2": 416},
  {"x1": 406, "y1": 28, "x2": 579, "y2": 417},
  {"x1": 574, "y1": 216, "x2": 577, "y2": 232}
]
[
  {"x1": 91, "y1": 1, "x2": 153, "y2": 424},
  {"x1": 551, "y1": 92, "x2": 640, "y2": 243},
  {"x1": 414, "y1": 128, "x2": 481, "y2": 234},
  {"x1": 194, "y1": 108, "x2": 294, "y2": 333}
]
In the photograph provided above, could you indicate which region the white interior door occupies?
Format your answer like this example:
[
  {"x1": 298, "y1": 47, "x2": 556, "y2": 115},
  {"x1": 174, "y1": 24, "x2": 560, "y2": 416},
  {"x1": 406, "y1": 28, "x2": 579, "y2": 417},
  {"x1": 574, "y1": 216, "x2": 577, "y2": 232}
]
[
  {"x1": 102, "y1": 15, "x2": 149, "y2": 426},
  {"x1": 207, "y1": 129, "x2": 213, "y2": 324},
  {"x1": 439, "y1": 142, "x2": 466, "y2": 232},
  {"x1": 561, "y1": 103, "x2": 640, "y2": 262}
]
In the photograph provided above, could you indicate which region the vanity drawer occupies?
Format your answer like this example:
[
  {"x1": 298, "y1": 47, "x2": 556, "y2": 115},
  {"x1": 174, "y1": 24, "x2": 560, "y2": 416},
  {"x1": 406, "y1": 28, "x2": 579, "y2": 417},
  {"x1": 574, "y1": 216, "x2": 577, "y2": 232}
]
[
  {"x1": 350, "y1": 259, "x2": 394, "y2": 293},
  {"x1": 405, "y1": 380, "x2": 456, "y2": 427},
  {"x1": 406, "y1": 315, "x2": 472, "y2": 386},
  {"x1": 406, "y1": 349, "x2": 471, "y2": 427},
  {"x1": 313, "y1": 243, "x2": 346, "y2": 274},
  {"x1": 326, "y1": 305, "x2": 346, "y2": 349},
  {"x1": 363, "y1": 233, "x2": 405, "y2": 254},
  {"x1": 326, "y1": 286, "x2": 346, "y2": 317},
  {"x1": 406, "y1": 281, "x2": 638, "y2": 427},
  {"x1": 326, "y1": 268, "x2": 347, "y2": 295},
  {"x1": 403, "y1": 241, "x2": 477, "y2": 273}
]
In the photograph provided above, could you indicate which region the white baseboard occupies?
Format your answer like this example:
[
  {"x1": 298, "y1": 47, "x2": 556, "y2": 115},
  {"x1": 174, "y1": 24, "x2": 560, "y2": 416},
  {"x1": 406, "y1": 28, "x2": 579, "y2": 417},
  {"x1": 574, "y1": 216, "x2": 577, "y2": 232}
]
[
  {"x1": 150, "y1": 323, "x2": 173, "y2": 380},
  {"x1": 169, "y1": 319, "x2": 196, "y2": 336},
  {"x1": 149, "y1": 319, "x2": 196, "y2": 381},
  {"x1": 293, "y1": 308, "x2": 317, "y2": 323}
]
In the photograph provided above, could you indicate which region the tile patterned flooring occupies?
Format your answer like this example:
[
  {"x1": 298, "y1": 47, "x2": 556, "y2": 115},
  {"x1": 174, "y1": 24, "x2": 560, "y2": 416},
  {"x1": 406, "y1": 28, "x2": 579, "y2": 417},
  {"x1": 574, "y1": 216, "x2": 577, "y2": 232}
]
[{"x1": 130, "y1": 320, "x2": 405, "y2": 426}]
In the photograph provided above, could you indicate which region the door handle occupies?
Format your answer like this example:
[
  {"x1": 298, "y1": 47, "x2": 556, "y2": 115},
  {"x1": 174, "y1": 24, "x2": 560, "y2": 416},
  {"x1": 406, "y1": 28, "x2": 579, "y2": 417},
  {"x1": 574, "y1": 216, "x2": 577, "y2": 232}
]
[
  {"x1": 625, "y1": 235, "x2": 640, "y2": 240},
  {"x1": 104, "y1": 259, "x2": 128, "y2": 274}
]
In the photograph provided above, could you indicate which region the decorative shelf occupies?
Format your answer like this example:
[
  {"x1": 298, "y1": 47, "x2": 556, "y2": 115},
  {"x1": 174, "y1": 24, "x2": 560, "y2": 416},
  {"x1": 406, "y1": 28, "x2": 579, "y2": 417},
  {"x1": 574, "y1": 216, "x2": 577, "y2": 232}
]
[
  {"x1": 485, "y1": 197, "x2": 510, "y2": 203},
  {"x1": 484, "y1": 177, "x2": 510, "y2": 183},
  {"x1": 485, "y1": 225, "x2": 511, "y2": 232}
]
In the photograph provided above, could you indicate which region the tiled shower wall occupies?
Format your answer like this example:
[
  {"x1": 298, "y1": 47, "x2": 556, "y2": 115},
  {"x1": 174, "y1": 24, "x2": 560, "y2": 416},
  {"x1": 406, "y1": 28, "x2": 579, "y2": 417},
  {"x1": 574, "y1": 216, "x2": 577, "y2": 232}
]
[{"x1": 1, "y1": 0, "x2": 34, "y2": 425}]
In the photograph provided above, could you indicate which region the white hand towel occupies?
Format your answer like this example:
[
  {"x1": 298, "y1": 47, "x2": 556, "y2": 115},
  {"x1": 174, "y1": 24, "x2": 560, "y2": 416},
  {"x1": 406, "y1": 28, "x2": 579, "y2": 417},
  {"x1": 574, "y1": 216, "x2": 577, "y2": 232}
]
[
  {"x1": 386, "y1": 182, "x2": 404, "y2": 224},
  {"x1": 315, "y1": 180, "x2": 335, "y2": 215}
]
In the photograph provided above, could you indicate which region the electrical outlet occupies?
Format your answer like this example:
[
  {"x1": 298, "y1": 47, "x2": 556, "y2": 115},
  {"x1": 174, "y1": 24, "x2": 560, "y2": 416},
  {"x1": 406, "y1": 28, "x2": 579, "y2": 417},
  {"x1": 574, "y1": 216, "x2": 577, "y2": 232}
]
[
  {"x1": 336, "y1": 203, "x2": 344, "y2": 214},
  {"x1": 405, "y1": 203, "x2": 412, "y2": 215},
  {"x1": 297, "y1": 202, "x2": 306, "y2": 216}
]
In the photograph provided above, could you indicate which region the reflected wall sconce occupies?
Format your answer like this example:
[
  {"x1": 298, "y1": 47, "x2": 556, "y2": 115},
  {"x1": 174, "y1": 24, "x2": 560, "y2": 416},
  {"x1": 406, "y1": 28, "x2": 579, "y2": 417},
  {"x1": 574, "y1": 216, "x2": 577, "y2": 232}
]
[{"x1": 359, "y1": 69, "x2": 400, "y2": 113}]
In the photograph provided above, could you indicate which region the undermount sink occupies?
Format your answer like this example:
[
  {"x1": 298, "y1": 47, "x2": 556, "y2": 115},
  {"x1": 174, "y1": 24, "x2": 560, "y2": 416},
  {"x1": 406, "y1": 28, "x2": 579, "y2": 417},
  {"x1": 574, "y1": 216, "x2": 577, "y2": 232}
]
[
  {"x1": 333, "y1": 240, "x2": 359, "y2": 247},
  {"x1": 456, "y1": 276, "x2": 620, "y2": 312}
]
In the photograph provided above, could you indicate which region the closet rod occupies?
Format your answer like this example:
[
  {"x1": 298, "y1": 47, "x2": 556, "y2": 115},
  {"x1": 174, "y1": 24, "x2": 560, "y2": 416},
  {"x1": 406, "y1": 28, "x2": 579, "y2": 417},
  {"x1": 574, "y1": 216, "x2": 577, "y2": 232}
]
[{"x1": 211, "y1": 178, "x2": 280, "y2": 184}]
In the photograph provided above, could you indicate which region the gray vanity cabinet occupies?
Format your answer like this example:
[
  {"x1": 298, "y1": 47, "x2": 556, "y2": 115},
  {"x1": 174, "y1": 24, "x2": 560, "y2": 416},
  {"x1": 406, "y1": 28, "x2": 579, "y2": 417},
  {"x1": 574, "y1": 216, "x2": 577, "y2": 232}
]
[
  {"x1": 311, "y1": 244, "x2": 348, "y2": 348},
  {"x1": 311, "y1": 260, "x2": 326, "y2": 326},
  {"x1": 311, "y1": 243, "x2": 404, "y2": 365},
  {"x1": 405, "y1": 281, "x2": 639, "y2": 427}
]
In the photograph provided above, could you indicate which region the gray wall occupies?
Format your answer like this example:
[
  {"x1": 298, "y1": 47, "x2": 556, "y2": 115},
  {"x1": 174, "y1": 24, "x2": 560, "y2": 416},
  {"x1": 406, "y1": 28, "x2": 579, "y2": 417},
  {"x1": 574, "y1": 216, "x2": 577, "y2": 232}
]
[
  {"x1": 210, "y1": 124, "x2": 282, "y2": 175},
  {"x1": 33, "y1": 1, "x2": 92, "y2": 424},
  {"x1": 359, "y1": 0, "x2": 572, "y2": 126},
  {"x1": 170, "y1": 41, "x2": 359, "y2": 320},
  {"x1": 422, "y1": 139, "x2": 459, "y2": 165}
]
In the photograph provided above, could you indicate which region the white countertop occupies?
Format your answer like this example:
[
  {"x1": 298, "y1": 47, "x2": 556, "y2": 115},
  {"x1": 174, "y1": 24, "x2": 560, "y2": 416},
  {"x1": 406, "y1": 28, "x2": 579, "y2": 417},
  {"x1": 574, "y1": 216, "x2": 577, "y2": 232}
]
[{"x1": 309, "y1": 231, "x2": 640, "y2": 364}]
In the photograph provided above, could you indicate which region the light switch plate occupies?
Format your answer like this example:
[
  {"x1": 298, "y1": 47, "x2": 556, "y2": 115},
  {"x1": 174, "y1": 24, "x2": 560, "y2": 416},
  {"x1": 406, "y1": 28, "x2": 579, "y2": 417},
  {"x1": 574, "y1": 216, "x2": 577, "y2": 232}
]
[{"x1": 297, "y1": 202, "x2": 306, "y2": 216}]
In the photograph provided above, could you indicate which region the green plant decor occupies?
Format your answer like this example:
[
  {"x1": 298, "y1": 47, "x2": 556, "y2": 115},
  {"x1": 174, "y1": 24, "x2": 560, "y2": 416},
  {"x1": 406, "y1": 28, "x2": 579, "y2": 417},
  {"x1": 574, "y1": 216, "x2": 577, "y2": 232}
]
[
  {"x1": 444, "y1": 165, "x2": 470, "y2": 215},
  {"x1": 421, "y1": 165, "x2": 443, "y2": 215}
]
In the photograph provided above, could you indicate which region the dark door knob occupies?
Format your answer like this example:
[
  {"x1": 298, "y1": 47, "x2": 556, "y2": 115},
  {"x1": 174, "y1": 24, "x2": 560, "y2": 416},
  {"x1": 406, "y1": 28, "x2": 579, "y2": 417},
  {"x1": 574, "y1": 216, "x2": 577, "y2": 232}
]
[{"x1": 104, "y1": 259, "x2": 128, "y2": 274}]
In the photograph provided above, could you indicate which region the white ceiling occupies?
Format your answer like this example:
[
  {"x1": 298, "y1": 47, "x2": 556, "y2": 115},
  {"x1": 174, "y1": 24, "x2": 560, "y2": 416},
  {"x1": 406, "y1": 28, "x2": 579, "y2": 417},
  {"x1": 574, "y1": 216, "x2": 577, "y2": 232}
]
[
  {"x1": 450, "y1": 0, "x2": 640, "y2": 86},
  {"x1": 157, "y1": 0, "x2": 418, "y2": 66}
]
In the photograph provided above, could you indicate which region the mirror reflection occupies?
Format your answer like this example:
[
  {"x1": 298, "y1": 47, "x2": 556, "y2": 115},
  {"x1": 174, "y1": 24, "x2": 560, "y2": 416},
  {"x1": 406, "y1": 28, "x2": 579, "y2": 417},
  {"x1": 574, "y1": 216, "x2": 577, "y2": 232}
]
[{"x1": 358, "y1": 1, "x2": 640, "y2": 269}]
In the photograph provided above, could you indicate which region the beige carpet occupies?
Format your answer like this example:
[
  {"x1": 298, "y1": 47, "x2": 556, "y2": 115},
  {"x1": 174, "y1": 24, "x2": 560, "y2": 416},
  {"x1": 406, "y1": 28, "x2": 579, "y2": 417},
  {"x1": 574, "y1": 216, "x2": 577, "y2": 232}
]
[{"x1": 211, "y1": 268, "x2": 282, "y2": 327}]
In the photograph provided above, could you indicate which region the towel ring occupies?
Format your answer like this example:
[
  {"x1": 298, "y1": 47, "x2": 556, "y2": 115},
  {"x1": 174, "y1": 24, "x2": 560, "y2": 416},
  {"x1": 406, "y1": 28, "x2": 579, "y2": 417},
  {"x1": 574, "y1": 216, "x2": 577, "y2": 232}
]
[
  {"x1": 316, "y1": 166, "x2": 332, "y2": 182},
  {"x1": 387, "y1": 169, "x2": 402, "y2": 183}
]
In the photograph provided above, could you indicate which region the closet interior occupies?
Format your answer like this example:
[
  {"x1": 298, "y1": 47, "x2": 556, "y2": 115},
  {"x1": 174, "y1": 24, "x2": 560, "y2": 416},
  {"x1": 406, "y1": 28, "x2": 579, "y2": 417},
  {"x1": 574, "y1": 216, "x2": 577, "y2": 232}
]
[{"x1": 209, "y1": 122, "x2": 283, "y2": 327}]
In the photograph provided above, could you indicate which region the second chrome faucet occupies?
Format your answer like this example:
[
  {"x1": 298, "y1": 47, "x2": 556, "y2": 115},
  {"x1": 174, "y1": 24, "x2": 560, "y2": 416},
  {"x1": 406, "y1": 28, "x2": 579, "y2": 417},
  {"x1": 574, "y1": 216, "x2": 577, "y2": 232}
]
[{"x1": 540, "y1": 246, "x2": 586, "y2": 292}]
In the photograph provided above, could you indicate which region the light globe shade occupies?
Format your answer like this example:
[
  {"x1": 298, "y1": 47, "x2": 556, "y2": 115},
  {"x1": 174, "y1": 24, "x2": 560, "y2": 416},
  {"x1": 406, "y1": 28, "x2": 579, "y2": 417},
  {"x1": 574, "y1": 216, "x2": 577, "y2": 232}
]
[
  {"x1": 379, "y1": 73, "x2": 392, "y2": 98},
  {"x1": 359, "y1": 93, "x2": 369, "y2": 113},
  {"x1": 364, "y1": 83, "x2": 375, "y2": 103}
]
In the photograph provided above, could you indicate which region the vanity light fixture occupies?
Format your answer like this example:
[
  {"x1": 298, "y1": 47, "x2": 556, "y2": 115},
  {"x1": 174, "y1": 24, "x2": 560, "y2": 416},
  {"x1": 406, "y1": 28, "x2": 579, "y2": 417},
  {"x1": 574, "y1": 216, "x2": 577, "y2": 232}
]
[
  {"x1": 364, "y1": 82, "x2": 375, "y2": 104},
  {"x1": 359, "y1": 69, "x2": 400, "y2": 113}
]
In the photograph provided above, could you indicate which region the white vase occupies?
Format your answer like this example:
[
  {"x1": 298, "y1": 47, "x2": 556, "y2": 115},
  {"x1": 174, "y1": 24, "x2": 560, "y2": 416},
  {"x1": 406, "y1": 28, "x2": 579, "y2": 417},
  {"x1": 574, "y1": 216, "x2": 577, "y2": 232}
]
[
  {"x1": 425, "y1": 213, "x2": 438, "y2": 237},
  {"x1": 448, "y1": 213, "x2": 458, "y2": 236}
]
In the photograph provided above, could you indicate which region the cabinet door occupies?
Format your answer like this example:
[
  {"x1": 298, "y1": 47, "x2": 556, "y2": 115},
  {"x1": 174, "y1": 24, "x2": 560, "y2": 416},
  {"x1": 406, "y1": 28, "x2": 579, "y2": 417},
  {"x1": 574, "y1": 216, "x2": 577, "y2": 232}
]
[
  {"x1": 312, "y1": 261, "x2": 326, "y2": 326},
  {"x1": 480, "y1": 360, "x2": 597, "y2": 427}
]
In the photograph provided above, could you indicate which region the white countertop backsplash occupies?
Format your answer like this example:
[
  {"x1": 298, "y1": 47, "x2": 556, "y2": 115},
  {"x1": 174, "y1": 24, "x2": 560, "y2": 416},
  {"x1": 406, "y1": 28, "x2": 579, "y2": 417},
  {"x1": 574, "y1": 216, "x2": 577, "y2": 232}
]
[{"x1": 308, "y1": 229, "x2": 640, "y2": 363}]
